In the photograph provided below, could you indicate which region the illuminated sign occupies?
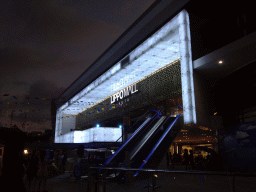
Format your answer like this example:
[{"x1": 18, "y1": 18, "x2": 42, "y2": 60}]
[
  {"x1": 111, "y1": 84, "x2": 138, "y2": 104},
  {"x1": 111, "y1": 70, "x2": 138, "y2": 92}
]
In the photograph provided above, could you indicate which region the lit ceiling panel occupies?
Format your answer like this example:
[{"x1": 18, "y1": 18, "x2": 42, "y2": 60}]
[{"x1": 59, "y1": 14, "x2": 183, "y2": 116}]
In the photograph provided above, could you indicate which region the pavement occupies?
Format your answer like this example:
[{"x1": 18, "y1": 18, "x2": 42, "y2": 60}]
[
  {"x1": 43, "y1": 170, "x2": 256, "y2": 192},
  {"x1": 47, "y1": 172, "x2": 86, "y2": 192}
]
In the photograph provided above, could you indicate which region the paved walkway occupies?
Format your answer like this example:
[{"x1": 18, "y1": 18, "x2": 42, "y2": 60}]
[
  {"x1": 47, "y1": 173, "x2": 86, "y2": 192},
  {"x1": 44, "y1": 170, "x2": 256, "y2": 192}
]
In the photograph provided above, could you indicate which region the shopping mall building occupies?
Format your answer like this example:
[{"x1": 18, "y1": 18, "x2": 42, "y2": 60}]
[{"x1": 53, "y1": 0, "x2": 256, "y2": 168}]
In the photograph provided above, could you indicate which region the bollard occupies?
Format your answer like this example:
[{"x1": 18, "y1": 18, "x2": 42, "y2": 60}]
[
  {"x1": 152, "y1": 174, "x2": 161, "y2": 192},
  {"x1": 98, "y1": 171, "x2": 107, "y2": 192},
  {"x1": 230, "y1": 175, "x2": 235, "y2": 192},
  {"x1": 143, "y1": 174, "x2": 161, "y2": 192}
]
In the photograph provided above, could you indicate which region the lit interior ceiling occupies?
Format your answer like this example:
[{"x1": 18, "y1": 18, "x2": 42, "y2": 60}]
[{"x1": 60, "y1": 26, "x2": 181, "y2": 115}]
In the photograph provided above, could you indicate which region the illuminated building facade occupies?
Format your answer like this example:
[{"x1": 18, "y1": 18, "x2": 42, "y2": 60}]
[
  {"x1": 53, "y1": 0, "x2": 256, "y2": 170},
  {"x1": 54, "y1": 8, "x2": 196, "y2": 144}
]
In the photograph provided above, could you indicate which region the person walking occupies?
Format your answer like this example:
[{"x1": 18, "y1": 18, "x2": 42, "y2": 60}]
[
  {"x1": 26, "y1": 149, "x2": 40, "y2": 192},
  {"x1": 171, "y1": 152, "x2": 179, "y2": 170},
  {"x1": 183, "y1": 149, "x2": 189, "y2": 170},
  {"x1": 188, "y1": 150, "x2": 195, "y2": 170},
  {"x1": 37, "y1": 150, "x2": 49, "y2": 192},
  {"x1": 0, "y1": 144, "x2": 27, "y2": 192}
]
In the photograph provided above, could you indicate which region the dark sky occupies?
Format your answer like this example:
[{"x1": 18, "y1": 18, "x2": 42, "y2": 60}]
[{"x1": 0, "y1": 0, "x2": 155, "y2": 132}]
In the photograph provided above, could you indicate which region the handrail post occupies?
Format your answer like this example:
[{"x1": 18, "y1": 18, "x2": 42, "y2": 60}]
[
  {"x1": 230, "y1": 174, "x2": 235, "y2": 192},
  {"x1": 125, "y1": 151, "x2": 132, "y2": 192},
  {"x1": 102, "y1": 171, "x2": 106, "y2": 192},
  {"x1": 95, "y1": 168, "x2": 98, "y2": 192},
  {"x1": 87, "y1": 166, "x2": 93, "y2": 192},
  {"x1": 152, "y1": 174, "x2": 156, "y2": 192}
]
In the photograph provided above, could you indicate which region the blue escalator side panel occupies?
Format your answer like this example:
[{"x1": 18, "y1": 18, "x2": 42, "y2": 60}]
[{"x1": 103, "y1": 117, "x2": 152, "y2": 167}]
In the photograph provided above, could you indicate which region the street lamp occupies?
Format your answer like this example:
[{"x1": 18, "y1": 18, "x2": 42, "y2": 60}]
[{"x1": 24, "y1": 149, "x2": 28, "y2": 155}]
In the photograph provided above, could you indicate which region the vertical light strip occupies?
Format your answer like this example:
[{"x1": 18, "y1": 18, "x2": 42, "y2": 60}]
[
  {"x1": 60, "y1": 112, "x2": 65, "y2": 143},
  {"x1": 54, "y1": 110, "x2": 61, "y2": 143},
  {"x1": 178, "y1": 10, "x2": 197, "y2": 124}
]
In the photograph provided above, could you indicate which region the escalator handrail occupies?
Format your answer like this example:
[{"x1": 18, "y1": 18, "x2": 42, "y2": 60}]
[
  {"x1": 130, "y1": 116, "x2": 166, "y2": 160},
  {"x1": 104, "y1": 110, "x2": 162, "y2": 167},
  {"x1": 115, "y1": 109, "x2": 159, "y2": 142},
  {"x1": 138, "y1": 114, "x2": 182, "y2": 170},
  {"x1": 103, "y1": 117, "x2": 152, "y2": 166}
]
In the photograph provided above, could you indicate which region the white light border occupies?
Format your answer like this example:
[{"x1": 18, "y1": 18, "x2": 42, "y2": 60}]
[
  {"x1": 178, "y1": 10, "x2": 197, "y2": 124},
  {"x1": 54, "y1": 10, "x2": 196, "y2": 143}
]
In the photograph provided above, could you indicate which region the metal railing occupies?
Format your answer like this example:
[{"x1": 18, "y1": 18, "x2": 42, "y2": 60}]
[{"x1": 81, "y1": 166, "x2": 256, "y2": 192}]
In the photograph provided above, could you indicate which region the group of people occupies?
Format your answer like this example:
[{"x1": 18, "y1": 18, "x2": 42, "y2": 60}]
[
  {"x1": 168, "y1": 149, "x2": 210, "y2": 170},
  {"x1": 182, "y1": 149, "x2": 195, "y2": 170},
  {"x1": 0, "y1": 145, "x2": 50, "y2": 192},
  {"x1": 24, "y1": 149, "x2": 49, "y2": 192},
  {"x1": 23, "y1": 149, "x2": 69, "y2": 191},
  {"x1": 168, "y1": 149, "x2": 195, "y2": 170}
]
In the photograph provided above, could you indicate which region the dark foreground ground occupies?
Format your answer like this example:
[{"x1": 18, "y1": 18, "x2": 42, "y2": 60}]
[{"x1": 42, "y1": 167, "x2": 256, "y2": 192}]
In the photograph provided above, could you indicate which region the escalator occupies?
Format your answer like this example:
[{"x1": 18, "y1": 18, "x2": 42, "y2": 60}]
[
  {"x1": 102, "y1": 109, "x2": 162, "y2": 168},
  {"x1": 129, "y1": 114, "x2": 182, "y2": 169},
  {"x1": 103, "y1": 112, "x2": 182, "y2": 178},
  {"x1": 129, "y1": 116, "x2": 167, "y2": 167},
  {"x1": 134, "y1": 114, "x2": 182, "y2": 176}
]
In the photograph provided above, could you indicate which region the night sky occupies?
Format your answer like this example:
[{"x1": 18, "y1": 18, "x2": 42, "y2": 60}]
[{"x1": 0, "y1": 0, "x2": 155, "y2": 132}]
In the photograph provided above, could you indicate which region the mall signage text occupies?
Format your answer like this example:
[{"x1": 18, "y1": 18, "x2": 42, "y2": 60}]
[
  {"x1": 111, "y1": 84, "x2": 138, "y2": 104},
  {"x1": 111, "y1": 70, "x2": 138, "y2": 92}
]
